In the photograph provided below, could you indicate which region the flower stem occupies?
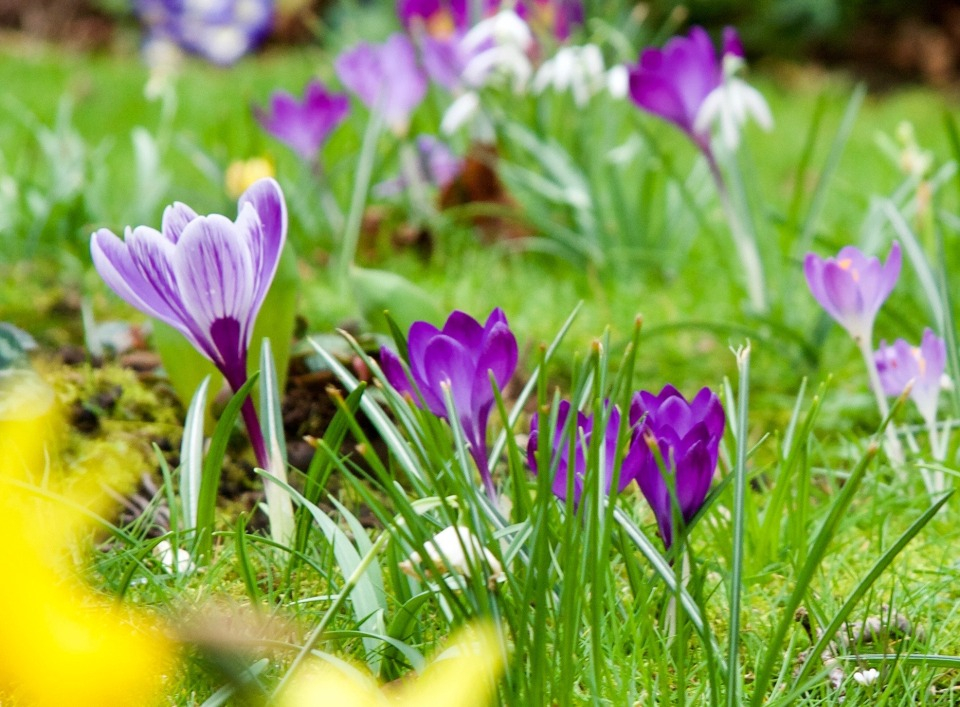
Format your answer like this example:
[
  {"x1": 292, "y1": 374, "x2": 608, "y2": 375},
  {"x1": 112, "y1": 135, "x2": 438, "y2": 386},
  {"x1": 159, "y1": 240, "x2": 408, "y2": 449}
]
[
  {"x1": 705, "y1": 150, "x2": 767, "y2": 313},
  {"x1": 857, "y1": 338, "x2": 905, "y2": 464}
]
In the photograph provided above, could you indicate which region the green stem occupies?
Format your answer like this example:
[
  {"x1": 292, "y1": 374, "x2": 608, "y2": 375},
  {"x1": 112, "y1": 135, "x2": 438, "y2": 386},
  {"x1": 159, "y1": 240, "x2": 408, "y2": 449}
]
[{"x1": 857, "y1": 337, "x2": 904, "y2": 464}]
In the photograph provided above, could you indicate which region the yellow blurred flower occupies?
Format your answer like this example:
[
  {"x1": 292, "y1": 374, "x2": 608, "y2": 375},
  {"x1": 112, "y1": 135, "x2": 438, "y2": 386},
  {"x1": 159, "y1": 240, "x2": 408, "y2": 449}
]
[
  {"x1": 279, "y1": 622, "x2": 504, "y2": 707},
  {"x1": 226, "y1": 157, "x2": 276, "y2": 200},
  {"x1": 0, "y1": 410, "x2": 177, "y2": 707}
]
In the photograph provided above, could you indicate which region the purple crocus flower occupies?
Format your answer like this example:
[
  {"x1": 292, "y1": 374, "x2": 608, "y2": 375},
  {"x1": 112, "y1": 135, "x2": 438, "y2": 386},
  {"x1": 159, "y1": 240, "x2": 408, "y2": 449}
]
[
  {"x1": 335, "y1": 34, "x2": 429, "y2": 134},
  {"x1": 631, "y1": 385, "x2": 725, "y2": 549},
  {"x1": 875, "y1": 328, "x2": 946, "y2": 424},
  {"x1": 398, "y1": 0, "x2": 471, "y2": 36},
  {"x1": 380, "y1": 308, "x2": 518, "y2": 499},
  {"x1": 136, "y1": 0, "x2": 274, "y2": 66},
  {"x1": 627, "y1": 26, "x2": 743, "y2": 153},
  {"x1": 527, "y1": 400, "x2": 642, "y2": 506},
  {"x1": 374, "y1": 135, "x2": 464, "y2": 197},
  {"x1": 516, "y1": 0, "x2": 584, "y2": 41},
  {"x1": 803, "y1": 242, "x2": 901, "y2": 345},
  {"x1": 90, "y1": 178, "x2": 286, "y2": 466},
  {"x1": 254, "y1": 80, "x2": 350, "y2": 162}
]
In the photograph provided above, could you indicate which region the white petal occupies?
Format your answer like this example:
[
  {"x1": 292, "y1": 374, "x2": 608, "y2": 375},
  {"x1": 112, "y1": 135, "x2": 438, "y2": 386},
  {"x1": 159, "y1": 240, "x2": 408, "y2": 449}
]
[
  {"x1": 607, "y1": 65, "x2": 628, "y2": 99},
  {"x1": 442, "y1": 92, "x2": 481, "y2": 134}
]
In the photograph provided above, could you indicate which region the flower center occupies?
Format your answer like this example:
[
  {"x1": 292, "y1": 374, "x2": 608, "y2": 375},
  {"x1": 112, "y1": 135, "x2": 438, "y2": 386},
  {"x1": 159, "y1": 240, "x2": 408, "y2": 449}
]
[
  {"x1": 837, "y1": 258, "x2": 860, "y2": 282},
  {"x1": 912, "y1": 346, "x2": 927, "y2": 375},
  {"x1": 427, "y1": 10, "x2": 456, "y2": 38}
]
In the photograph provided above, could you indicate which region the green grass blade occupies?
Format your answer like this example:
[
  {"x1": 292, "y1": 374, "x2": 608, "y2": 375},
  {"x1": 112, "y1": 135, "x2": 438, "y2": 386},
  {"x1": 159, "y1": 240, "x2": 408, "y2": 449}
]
[{"x1": 727, "y1": 343, "x2": 752, "y2": 706}]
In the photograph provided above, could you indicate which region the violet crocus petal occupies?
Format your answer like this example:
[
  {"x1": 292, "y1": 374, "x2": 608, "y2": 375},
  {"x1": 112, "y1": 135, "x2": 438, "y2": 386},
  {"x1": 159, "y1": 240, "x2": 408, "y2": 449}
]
[
  {"x1": 417, "y1": 134, "x2": 463, "y2": 187},
  {"x1": 380, "y1": 346, "x2": 417, "y2": 399},
  {"x1": 676, "y1": 439, "x2": 713, "y2": 522},
  {"x1": 722, "y1": 26, "x2": 744, "y2": 59},
  {"x1": 628, "y1": 72, "x2": 689, "y2": 132},
  {"x1": 172, "y1": 214, "x2": 257, "y2": 368},
  {"x1": 256, "y1": 82, "x2": 350, "y2": 160},
  {"x1": 91, "y1": 228, "x2": 197, "y2": 349},
  {"x1": 420, "y1": 35, "x2": 467, "y2": 90},
  {"x1": 442, "y1": 309, "x2": 487, "y2": 352},
  {"x1": 161, "y1": 202, "x2": 199, "y2": 243},
  {"x1": 422, "y1": 334, "x2": 481, "y2": 442},
  {"x1": 237, "y1": 177, "x2": 287, "y2": 309},
  {"x1": 470, "y1": 321, "x2": 518, "y2": 413},
  {"x1": 635, "y1": 452, "x2": 672, "y2": 547},
  {"x1": 657, "y1": 395, "x2": 695, "y2": 438},
  {"x1": 335, "y1": 34, "x2": 427, "y2": 130}
]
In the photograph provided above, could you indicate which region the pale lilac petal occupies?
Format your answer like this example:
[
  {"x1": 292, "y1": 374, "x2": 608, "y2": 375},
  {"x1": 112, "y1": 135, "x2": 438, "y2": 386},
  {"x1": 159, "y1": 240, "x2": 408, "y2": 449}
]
[
  {"x1": 237, "y1": 177, "x2": 287, "y2": 308},
  {"x1": 173, "y1": 215, "x2": 256, "y2": 364},
  {"x1": 161, "y1": 202, "x2": 199, "y2": 243}
]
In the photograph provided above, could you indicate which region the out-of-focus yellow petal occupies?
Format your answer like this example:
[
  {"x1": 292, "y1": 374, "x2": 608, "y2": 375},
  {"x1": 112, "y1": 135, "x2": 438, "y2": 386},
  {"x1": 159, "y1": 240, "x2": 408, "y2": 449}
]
[
  {"x1": 279, "y1": 622, "x2": 504, "y2": 707},
  {"x1": 396, "y1": 623, "x2": 503, "y2": 707},
  {"x1": 226, "y1": 157, "x2": 276, "y2": 200},
  {"x1": 0, "y1": 411, "x2": 176, "y2": 707},
  {"x1": 279, "y1": 658, "x2": 389, "y2": 707}
]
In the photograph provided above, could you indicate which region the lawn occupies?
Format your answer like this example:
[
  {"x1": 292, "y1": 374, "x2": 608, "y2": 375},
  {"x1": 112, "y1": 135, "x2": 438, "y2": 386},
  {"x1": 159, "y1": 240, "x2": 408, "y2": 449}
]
[{"x1": 2, "y1": 7, "x2": 960, "y2": 705}]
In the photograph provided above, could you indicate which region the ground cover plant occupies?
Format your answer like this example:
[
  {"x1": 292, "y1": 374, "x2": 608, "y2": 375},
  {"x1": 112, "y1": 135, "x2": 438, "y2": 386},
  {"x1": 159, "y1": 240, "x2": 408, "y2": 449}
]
[{"x1": 2, "y1": 1, "x2": 960, "y2": 705}]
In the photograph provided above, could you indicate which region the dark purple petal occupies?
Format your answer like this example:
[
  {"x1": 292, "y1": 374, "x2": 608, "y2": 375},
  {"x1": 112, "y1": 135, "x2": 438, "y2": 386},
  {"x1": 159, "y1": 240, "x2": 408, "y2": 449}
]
[
  {"x1": 442, "y1": 309, "x2": 487, "y2": 351},
  {"x1": 722, "y1": 26, "x2": 744, "y2": 59},
  {"x1": 380, "y1": 346, "x2": 417, "y2": 399}
]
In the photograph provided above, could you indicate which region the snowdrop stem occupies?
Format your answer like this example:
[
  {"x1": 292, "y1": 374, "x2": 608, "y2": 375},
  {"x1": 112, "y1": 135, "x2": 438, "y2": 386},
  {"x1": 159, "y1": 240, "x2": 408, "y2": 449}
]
[
  {"x1": 310, "y1": 160, "x2": 346, "y2": 235},
  {"x1": 708, "y1": 152, "x2": 767, "y2": 313},
  {"x1": 857, "y1": 337, "x2": 905, "y2": 465},
  {"x1": 399, "y1": 140, "x2": 433, "y2": 225}
]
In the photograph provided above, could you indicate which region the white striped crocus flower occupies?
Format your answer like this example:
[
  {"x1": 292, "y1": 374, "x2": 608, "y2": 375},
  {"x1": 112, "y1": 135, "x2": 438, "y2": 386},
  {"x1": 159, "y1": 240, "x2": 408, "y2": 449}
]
[{"x1": 90, "y1": 178, "x2": 287, "y2": 467}]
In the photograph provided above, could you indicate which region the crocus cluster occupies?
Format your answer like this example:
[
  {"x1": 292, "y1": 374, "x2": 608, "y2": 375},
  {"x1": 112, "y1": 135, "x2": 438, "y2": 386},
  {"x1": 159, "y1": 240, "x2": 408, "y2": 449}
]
[
  {"x1": 627, "y1": 26, "x2": 771, "y2": 155},
  {"x1": 805, "y1": 241, "x2": 949, "y2": 470},
  {"x1": 136, "y1": 0, "x2": 274, "y2": 66},
  {"x1": 255, "y1": 80, "x2": 350, "y2": 162},
  {"x1": 380, "y1": 308, "x2": 518, "y2": 500},
  {"x1": 527, "y1": 386, "x2": 725, "y2": 549}
]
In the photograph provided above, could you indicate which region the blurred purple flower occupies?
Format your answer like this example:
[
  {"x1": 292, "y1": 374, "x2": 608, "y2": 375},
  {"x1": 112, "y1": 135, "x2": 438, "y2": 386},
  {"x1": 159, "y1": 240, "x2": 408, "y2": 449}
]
[
  {"x1": 875, "y1": 328, "x2": 946, "y2": 423},
  {"x1": 516, "y1": 0, "x2": 583, "y2": 41},
  {"x1": 527, "y1": 400, "x2": 642, "y2": 506},
  {"x1": 381, "y1": 308, "x2": 518, "y2": 498},
  {"x1": 398, "y1": 0, "x2": 471, "y2": 35},
  {"x1": 254, "y1": 80, "x2": 350, "y2": 162},
  {"x1": 804, "y1": 242, "x2": 901, "y2": 345},
  {"x1": 631, "y1": 385, "x2": 725, "y2": 550},
  {"x1": 374, "y1": 135, "x2": 463, "y2": 197},
  {"x1": 90, "y1": 178, "x2": 286, "y2": 465},
  {"x1": 627, "y1": 26, "x2": 757, "y2": 153},
  {"x1": 136, "y1": 0, "x2": 274, "y2": 66},
  {"x1": 335, "y1": 34, "x2": 428, "y2": 133}
]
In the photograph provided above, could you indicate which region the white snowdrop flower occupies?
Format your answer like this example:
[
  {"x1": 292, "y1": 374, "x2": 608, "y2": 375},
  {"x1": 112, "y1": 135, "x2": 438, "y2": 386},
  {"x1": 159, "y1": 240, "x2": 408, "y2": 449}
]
[
  {"x1": 399, "y1": 525, "x2": 505, "y2": 590},
  {"x1": 462, "y1": 9, "x2": 532, "y2": 55},
  {"x1": 442, "y1": 91, "x2": 481, "y2": 134},
  {"x1": 462, "y1": 44, "x2": 532, "y2": 92},
  {"x1": 154, "y1": 540, "x2": 194, "y2": 574},
  {"x1": 607, "y1": 64, "x2": 629, "y2": 100},
  {"x1": 458, "y1": 9, "x2": 534, "y2": 92},
  {"x1": 694, "y1": 77, "x2": 773, "y2": 151},
  {"x1": 853, "y1": 668, "x2": 880, "y2": 686},
  {"x1": 533, "y1": 44, "x2": 610, "y2": 107}
]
